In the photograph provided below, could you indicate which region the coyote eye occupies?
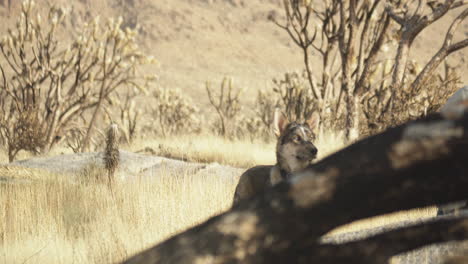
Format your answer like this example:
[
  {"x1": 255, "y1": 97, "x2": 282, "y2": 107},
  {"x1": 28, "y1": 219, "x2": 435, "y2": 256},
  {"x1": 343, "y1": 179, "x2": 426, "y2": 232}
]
[{"x1": 293, "y1": 135, "x2": 301, "y2": 142}]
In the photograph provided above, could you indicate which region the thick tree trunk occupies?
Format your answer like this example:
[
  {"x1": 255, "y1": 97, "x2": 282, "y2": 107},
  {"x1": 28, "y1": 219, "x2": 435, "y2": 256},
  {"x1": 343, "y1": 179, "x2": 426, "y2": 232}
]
[{"x1": 125, "y1": 111, "x2": 468, "y2": 264}]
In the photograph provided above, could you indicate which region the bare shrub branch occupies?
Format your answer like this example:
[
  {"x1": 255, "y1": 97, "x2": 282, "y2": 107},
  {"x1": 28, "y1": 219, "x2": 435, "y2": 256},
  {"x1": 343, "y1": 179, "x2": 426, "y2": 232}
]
[
  {"x1": 205, "y1": 77, "x2": 243, "y2": 138},
  {"x1": 0, "y1": 0, "x2": 154, "y2": 160},
  {"x1": 410, "y1": 7, "x2": 468, "y2": 92},
  {"x1": 272, "y1": 0, "x2": 468, "y2": 142}
]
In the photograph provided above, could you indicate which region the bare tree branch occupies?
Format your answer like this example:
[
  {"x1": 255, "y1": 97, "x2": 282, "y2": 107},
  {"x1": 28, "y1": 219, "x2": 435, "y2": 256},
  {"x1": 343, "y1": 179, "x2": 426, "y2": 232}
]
[
  {"x1": 385, "y1": 4, "x2": 406, "y2": 25},
  {"x1": 297, "y1": 216, "x2": 468, "y2": 264},
  {"x1": 410, "y1": 7, "x2": 468, "y2": 92}
]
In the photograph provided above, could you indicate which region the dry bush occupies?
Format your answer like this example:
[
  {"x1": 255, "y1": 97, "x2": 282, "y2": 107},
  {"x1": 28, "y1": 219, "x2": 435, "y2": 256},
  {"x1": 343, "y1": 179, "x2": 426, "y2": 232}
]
[
  {"x1": 146, "y1": 87, "x2": 200, "y2": 137},
  {"x1": 250, "y1": 72, "x2": 343, "y2": 141},
  {"x1": 108, "y1": 85, "x2": 150, "y2": 144},
  {"x1": 254, "y1": 89, "x2": 277, "y2": 130},
  {"x1": 0, "y1": 0, "x2": 154, "y2": 161},
  {"x1": 272, "y1": 71, "x2": 317, "y2": 122},
  {"x1": 204, "y1": 78, "x2": 273, "y2": 142},
  {"x1": 118, "y1": 93, "x2": 140, "y2": 144},
  {"x1": 205, "y1": 77, "x2": 244, "y2": 138},
  {"x1": 236, "y1": 115, "x2": 271, "y2": 142},
  {"x1": 65, "y1": 127, "x2": 86, "y2": 153},
  {"x1": 271, "y1": 71, "x2": 343, "y2": 131},
  {"x1": 241, "y1": 89, "x2": 278, "y2": 142},
  {"x1": 362, "y1": 61, "x2": 461, "y2": 135},
  {"x1": 64, "y1": 126, "x2": 106, "y2": 153},
  {"x1": 271, "y1": 0, "x2": 468, "y2": 142},
  {"x1": 0, "y1": 107, "x2": 47, "y2": 161}
]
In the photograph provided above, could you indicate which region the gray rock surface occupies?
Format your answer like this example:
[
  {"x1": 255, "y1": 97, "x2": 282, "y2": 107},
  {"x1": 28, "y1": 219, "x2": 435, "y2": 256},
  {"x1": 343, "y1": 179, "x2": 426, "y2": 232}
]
[{"x1": 3, "y1": 150, "x2": 244, "y2": 182}]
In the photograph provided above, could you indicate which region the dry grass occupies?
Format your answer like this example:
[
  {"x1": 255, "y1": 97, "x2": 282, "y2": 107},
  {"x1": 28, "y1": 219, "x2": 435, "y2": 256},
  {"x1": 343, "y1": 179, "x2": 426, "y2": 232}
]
[
  {"x1": 0, "y1": 165, "x2": 237, "y2": 264},
  {"x1": 128, "y1": 134, "x2": 277, "y2": 168},
  {"x1": 0, "y1": 132, "x2": 438, "y2": 263},
  {"x1": 127, "y1": 131, "x2": 345, "y2": 169}
]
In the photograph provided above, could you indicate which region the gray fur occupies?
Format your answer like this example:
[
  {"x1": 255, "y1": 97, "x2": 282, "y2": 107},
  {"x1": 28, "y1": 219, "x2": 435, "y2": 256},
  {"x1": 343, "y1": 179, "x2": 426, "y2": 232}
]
[{"x1": 233, "y1": 116, "x2": 319, "y2": 206}]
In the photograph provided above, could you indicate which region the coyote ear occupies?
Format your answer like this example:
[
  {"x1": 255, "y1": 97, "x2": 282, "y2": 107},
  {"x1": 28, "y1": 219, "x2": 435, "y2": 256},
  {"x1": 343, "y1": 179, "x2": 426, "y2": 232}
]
[
  {"x1": 273, "y1": 108, "x2": 288, "y2": 137},
  {"x1": 306, "y1": 112, "x2": 320, "y2": 131}
]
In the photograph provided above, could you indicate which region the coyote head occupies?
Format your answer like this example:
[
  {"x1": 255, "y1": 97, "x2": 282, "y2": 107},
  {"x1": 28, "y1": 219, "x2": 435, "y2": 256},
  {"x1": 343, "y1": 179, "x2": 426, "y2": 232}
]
[{"x1": 273, "y1": 110, "x2": 320, "y2": 177}]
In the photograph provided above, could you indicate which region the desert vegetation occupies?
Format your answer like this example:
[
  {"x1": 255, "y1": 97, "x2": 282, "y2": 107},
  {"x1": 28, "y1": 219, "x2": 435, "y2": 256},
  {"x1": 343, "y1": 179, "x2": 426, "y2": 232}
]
[
  {"x1": 0, "y1": 0, "x2": 154, "y2": 161},
  {"x1": 268, "y1": 0, "x2": 466, "y2": 140},
  {"x1": 1, "y1": 0, "x2": 466, "y2": 160},
  {"x1": 0, "y1": 0, "x2": 467, "y2": 263}
]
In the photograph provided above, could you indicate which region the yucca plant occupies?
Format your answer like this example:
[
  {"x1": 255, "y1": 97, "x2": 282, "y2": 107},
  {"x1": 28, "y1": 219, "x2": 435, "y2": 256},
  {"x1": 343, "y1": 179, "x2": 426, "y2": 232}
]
[{"x1": 104, "y1": 123, "x2": 120, "y2": 187}]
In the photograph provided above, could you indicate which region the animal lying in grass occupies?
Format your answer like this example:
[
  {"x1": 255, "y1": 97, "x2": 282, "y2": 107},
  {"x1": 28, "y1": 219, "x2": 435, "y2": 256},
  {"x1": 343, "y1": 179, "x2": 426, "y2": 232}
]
[{"x1": 232, "y1": 109, "x2": 320, "y2": 206}]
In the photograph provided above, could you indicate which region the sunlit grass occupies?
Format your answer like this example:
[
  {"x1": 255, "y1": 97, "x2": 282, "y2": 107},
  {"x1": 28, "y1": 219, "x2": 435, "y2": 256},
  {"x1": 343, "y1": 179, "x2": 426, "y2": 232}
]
[
  {"x1": 0, "y1": 165, "x2": 237, "y2": 263},
  {"x1": 127, "y1": 134, "x2": 276, "y2": 168}
]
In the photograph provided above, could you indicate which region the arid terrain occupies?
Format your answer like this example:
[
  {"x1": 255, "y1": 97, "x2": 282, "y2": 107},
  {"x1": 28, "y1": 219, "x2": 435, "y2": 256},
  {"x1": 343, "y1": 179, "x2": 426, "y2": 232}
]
[
  {"x1": 1, "y1": 0, "x2": 467, "y2": 263},
  {"x1": 1, "y1": 0, "x2": 466, "y2": 104}
]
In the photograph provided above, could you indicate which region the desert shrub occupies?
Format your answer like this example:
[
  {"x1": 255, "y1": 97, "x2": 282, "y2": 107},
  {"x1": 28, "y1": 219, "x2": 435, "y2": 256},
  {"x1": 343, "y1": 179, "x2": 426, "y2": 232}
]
[
  {"x1": 65, "y1": 127, "x2": 88, "y2": 153},
  {"x1": 272, "y1": 0, "x2": 468, "y2": 142},
  {"x1": 255, "y1": 89, "x2": 277, "y2": 129},
  {"x1": 205, "y1": 77, "x2": 244, "y2": 138},
  {"x1": 362, "y1": 62, "x2": 461, "y2": 136},
  {"x1": 0, "y1": 0, "x2": 154, "y2": 161},
  {"x1": 147, "y1": 87, "x2": 200, "y2": 137},
  {"x1": 0, "y1": 107, "x2": 46, "y2": 161},
  {"x1": 243, "y1": 89, "x2": 278, "y2": 142},
  {"x1": 250, "y1": 71, "x2": 343, "y2": 141},
  {"x1": 272, "y1": 71, "x2": 319, "y2": 123},
  {"x1": 236, "y1": 115, "x2": 271, "y2": 142},
  {"x1": 65, "y1": 125, "x2": 108, "y2": 153},
  {"x1": 109, "y1": 85, "x2": 151, "y2": 144}
]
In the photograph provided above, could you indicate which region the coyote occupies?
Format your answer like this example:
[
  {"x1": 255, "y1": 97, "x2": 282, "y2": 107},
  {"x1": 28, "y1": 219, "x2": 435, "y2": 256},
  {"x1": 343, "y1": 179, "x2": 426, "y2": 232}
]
[{"x1": 232, "y1": 110, "x2": 320, "y2": 206}]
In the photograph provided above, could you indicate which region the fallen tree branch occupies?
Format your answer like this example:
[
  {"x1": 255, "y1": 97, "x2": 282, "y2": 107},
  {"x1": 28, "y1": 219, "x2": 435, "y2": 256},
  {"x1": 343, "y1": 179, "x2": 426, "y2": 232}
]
[{"x1": 296, "y1": 215, "x2": 468, "y2": 264}]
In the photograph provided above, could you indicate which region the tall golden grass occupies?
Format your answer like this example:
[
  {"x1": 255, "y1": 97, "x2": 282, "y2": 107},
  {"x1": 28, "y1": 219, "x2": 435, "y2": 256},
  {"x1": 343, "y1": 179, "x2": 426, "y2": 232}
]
[
  {"x1": 0, "y1": 164, "x2": 237, "y2": 264},
  {"x1": 128, "y1": 134, "x2": 276, "y2": 168},
  {"x1": 127, "y1": 130, "x2": 345, "y2": 169},
  {"x1": 0, "y1": 133, "x2": 436, "y2": 263}
]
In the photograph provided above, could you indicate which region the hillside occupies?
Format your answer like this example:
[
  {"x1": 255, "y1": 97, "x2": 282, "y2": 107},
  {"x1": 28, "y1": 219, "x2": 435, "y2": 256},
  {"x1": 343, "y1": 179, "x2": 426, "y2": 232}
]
[{"x1": 0, "y1": 0, "x2": 467, "y2": 105}]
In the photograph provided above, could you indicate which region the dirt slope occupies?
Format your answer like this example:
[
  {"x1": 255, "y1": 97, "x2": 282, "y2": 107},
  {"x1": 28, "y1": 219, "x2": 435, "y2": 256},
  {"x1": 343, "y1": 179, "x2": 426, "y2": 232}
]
[{"x1": 0, "y1": 0, "x2": 467, "y2": 105}]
